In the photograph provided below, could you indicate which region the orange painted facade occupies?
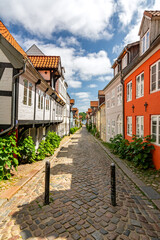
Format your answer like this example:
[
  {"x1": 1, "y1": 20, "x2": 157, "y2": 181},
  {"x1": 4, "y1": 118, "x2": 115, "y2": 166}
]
[{"x1": 124, "y1": 49, "x2": 160, "y2": 169}]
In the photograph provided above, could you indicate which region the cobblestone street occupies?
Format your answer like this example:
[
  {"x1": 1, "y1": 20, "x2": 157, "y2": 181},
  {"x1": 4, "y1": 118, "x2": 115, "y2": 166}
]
[{"x1": 1, "y1": 127, "x2": 160, "y2": 240}]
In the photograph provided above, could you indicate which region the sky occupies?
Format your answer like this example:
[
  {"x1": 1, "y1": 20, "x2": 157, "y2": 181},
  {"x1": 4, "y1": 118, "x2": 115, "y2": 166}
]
[{"x1": 0, "y1": 0, "x2": 159, "y2": 112}]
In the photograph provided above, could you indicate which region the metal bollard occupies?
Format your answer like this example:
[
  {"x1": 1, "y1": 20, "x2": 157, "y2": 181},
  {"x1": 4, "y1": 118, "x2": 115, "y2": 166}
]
[
  {"x1": 111, "y1": 163, "x2": 116, "y2": 206},
  {"x1": 44, "y1": 160, "x2": 50, "y2": 205}
]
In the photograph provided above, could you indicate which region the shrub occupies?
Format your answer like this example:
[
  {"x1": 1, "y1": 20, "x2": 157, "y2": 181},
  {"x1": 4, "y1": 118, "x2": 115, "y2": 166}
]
[
  {"x1": 45, "y1": 131, "x2": 61, "y2": 149},
  {"x1": 37, "y1": 131, "x2": 61, "y2": 160},
  {"x1": 70, "y1": 127, "x2": 79, "y2": 134},
  {"x1": 86, "y1": 123, "x2": 92, "y2": 132},
  {"x1": 0, "y1": 132, "x2": 19, "y2": 180},
  {"x1": 109, "y1": 134, "x2": 154, "y2": 169},
  {"x1": 18, "y1": 136, "x2": 36, "y2": 164}
]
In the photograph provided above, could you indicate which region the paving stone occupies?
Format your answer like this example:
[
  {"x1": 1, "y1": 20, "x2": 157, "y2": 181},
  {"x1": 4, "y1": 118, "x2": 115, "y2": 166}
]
[
  {"x1": 99, "y1": 228, "x2": 108, "y2": 235},
  {"x1": 130, "y1": 219, "x2": 142, "y2": 228},
  {"x1": 20, "y1": 230, "x2": 32, "y2": 239},
  {"x1": 92, "y1": 231, "x2": 103, "y2": 240},
  {"x1": 72, "y1": 232, "x2": 81, "y2": 240}
]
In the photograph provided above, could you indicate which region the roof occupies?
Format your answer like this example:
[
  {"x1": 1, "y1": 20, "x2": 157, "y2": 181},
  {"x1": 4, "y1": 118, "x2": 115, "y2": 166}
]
[
  {"x1": 70, "y1": 99, "x2": 75, "y2": 105},
  {"x1": 98, "y1": 90, "x2": 105, "y2": 96},
  {"x1": 72, "y1": 108, "x2": 78, "y2": 111},
  {"x1": 26, "y1": 44, "x2": 45, "y2": 56},
  {"x1": 139, "y1": 10, "x2": 160, "y2": 35},
  {"x1": 144, "y1": 10, "x2": 160, "y2": 18},
  {"x1": 28, "y1": 56, "x2": 60, "y2": 69},
  {"x1": 88, "y1": 108, "x2": 92, "y2": 113},
  {"x1": 0, "y1": 21, "x2": 27, "y2": 58},
  {"x1": 90, "y1": 101, "x2": 98, "y2": 107},
  {"x1": 112, "y1": 41, "x2": 139, "y2": 68}
]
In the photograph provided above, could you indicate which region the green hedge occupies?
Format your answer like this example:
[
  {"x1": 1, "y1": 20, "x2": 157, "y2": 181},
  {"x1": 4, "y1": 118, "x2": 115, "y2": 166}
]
[
  {"x1": 70, "y1": 127, "x2": 80, "y2": 134},
  {"x1": 0, "y1": 130, "x2": 61, "y2": 180},
  {"x1": 109, "y1": 134, "x2": 154, "y2": 169}
]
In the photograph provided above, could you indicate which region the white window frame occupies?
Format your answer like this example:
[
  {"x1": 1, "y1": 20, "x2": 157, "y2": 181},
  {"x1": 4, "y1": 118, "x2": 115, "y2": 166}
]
[
  {"x1": 151, "y1": 115, "x2": 160, "y2": 146},
  {"x1": 136, "y1": 116, "x2": 144, "y2": 138},
  {"x1": 122, "y1": 53, "x2": 127, "y2": 69},
  {"x1": 150, "y1": 60, "x2": 160, "y2": 93},
  {"x1": 111, "y1": 89, "x2": 115, "y2": 107},
  {"x1": 38, "y1": 90, "x2": 43, "y2": 110},
  {"x1": 127, "y1": 116, "x2": 132, "y2": 136},
  {"x1": 136, "y1": 72, "x2": 144, "y2": 98},
  {"x1": 127, "y1": 81, "x2": 132, "y2": 102},
  {"x1": 141, "y1": 30, "x2": 150, "y2": 54},
  {"x1": 107, "y1": 120, "x2": 110, "y2": 135},
  {"x1": 111, "y1": 120, "x2": 115, "y2": 137},
  {"x1": 117, "y1": 84, "x2": 122, "y2": 106},
  {"x1": 114, "y1": 65, "x2": 118, "y2": 76},
  {"x1": 23, "y1": 79, "x2": 33, "y2": 106},
  {"x1": 46, "y1": 95, "x2": 50, "y2": 110},
  {"x1": 117, "y1": 115, "x2": 122, "y2": 134}
]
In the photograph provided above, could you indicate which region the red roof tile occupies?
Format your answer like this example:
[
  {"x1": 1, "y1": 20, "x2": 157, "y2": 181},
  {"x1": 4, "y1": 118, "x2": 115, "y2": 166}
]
[
  {"x1": 90, "y1": 101, "x2": 98, "y2": 107},
  {"x1": 0, "y1": 21, "x2": 27, "y2": 58},
  {"x1": 28, "y1": 56, "x2": 60, "y2": 69},
  {"x1": 144, "y1": 10, "x2": 160, "y2": 18},
  {"x1": 98, "y1": 90, "x2": 105, "y2": 96},
  {"x1": 70, "y1": 99, "x2": 75, "y2": 105}
]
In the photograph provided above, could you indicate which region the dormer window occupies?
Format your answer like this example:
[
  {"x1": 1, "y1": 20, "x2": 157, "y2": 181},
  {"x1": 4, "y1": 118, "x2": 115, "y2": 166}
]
[
  {"x1": 122, "y1": 53, "x2": 127, "y2": 69},
  {"x1": 142, "y1": 30, "x2": 150, "y2": 54},
  {"x1": 115, "y1": 65, "x2": 118, "y2": 76}
]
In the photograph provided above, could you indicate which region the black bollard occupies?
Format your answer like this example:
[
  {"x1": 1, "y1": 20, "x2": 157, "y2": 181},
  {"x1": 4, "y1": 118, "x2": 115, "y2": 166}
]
[
  {"x1": 44, "y1": 160, "x2": 50, "y2": 205},
  {"x1": 111, "y1": 163, "x2": 116, "y2": 206}
]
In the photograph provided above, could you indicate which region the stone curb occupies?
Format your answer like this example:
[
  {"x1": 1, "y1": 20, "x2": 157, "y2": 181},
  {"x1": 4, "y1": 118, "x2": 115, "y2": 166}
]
[
  {"x1": 92, "y1": 134, "x2": 160, "y2": 210},
  {"x1": 0, "y1": 131, "x2": 80, "y2": 207}
]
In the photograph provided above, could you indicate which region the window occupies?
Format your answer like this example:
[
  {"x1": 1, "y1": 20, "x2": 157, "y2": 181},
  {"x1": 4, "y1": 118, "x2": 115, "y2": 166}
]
[
  {"x1": 23, "y1": 80, "x2": 33, "y2": 106},
  {"x1": 150, "y1": 60, "x2": 160, "y2": 92},
  {"x1": 107, "y1": 120, "x2": 110, "y2": 135},
  {"x1": 28, "y1": 83, "x2": 33, "y2": 106},
  {"x1": 136, "y1": 116, "x2": 144, "y2": 137},
  {"x1": 127, "y1": 81, "x2": 132, "y2": 102},
  {"x1": 114, "y1": 65, "x2": 118, "y2": 76},
  {"x1": 23, "y1": 80, "x2": 28, "y2": 105},
  {"x1": 46, "y1": 95, "x2": 50, "y2": 110},
  {"x1": 151, "y1": 115, "x2": 160, "y2": 145},
  {"x1": 38, "y1": 90, "x2": 43, "y2": 109},
  {"x1": 117, "y1": 115, "x2": 122, "y2": 134},
  {"x1": 142, "y1": 30, "x2": 150, "y2": 54},
  {"x1": 111, "y1": 120, "x2": 115, "y2": 136},
  {"x1": 117, "y1": 84, "x2": 122, "y2": 105},
  {"x1": 127, "y1": 116, "x2": 132, "y2": 136},
  {"x1": 122, "y1": 54, "x2": 127, "y2": 69},
  {"x1": 136, "y1": 72, "x2": 144, "y2": 98},
  {"x1": 111, "y1": 89, "x2": 115, "y2": 107}
]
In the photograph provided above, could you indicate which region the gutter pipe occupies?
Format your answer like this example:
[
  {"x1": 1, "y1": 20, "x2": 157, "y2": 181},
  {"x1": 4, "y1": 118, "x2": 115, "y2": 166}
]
[{"x1": 0, "y1": 61, "x2": 26, "y2": 136}]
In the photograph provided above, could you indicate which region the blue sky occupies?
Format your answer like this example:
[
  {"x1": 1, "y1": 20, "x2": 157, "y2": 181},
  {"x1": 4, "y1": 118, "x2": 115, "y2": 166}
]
[{"x1": 0, "y1": 0, "x2": 159, "y2": 112}]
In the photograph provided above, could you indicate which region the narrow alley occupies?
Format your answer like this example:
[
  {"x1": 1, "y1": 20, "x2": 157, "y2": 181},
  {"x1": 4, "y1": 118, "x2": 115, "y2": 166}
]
[{"x1": 0, "y1": 127, "x2": 160, "y2": 240}]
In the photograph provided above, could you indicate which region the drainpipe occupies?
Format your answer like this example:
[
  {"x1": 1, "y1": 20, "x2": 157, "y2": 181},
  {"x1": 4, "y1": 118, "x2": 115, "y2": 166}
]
[
  {"x1": 34, "y1": 79, "x2": 41, "y2": 123},
  {"x1": 120, "y1": 71, "x2": 125, "y2": 138},
  {"x1": 0, "y1": 61, "x2": 26, "y2": 136}
]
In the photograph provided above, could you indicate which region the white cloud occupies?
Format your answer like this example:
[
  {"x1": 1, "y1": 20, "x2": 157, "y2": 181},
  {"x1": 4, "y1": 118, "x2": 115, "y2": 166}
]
[
  {"x1": 112, "y1": 43, "x2": 124, "y2": 55},
  {"x1": 97, "y1": 75, "x2": 113, "y2": 82},
  {"x1": 72, "y1": 92, "x2": 90, "y2": 99},
  {"x1": 74, "y1": 50, "x2": 112, "y2": 80},
  {"x1": 57, "y1": 37, "x2": 80, "y2": 48},
  {"x1": 67, "y1": 80, "x2": 82, "y2": 88},
  {"x1": 87, "y1": 84, "x2": 97, "y2": 88},
  {"x1": 0, "y1": 0, "x2": 115, "y2": 40}
]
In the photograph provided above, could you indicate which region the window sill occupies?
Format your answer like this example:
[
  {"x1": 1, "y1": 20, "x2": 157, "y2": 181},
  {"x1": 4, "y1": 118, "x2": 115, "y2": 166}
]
[
  {"x1": 136, "y1": 95, "x2": 144, "y2": 99},
  {"x1": 150, "y1": 89, "x2": 160, "y2": 94}
]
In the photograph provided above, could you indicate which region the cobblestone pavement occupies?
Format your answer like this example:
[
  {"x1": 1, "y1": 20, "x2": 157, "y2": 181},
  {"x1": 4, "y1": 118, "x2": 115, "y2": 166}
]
[{"x1": 1, "y1": 127, "x2": 160, "y2": 240}]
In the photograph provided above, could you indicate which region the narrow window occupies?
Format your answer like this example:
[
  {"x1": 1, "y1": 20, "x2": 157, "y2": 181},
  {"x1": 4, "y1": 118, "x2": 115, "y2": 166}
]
[
  {"x1": 136, "y1": 73, "x2": 144, "y2": 98},
  {"x1": 136, "y1": 116, "x2": 144, "y2": 137},
  {"x1": 127, "y1": 81, "x2": 132, "y2": 102},
  {"x1": 23, "y1": 79, "x2": 28, "y2": 105},
  {"x1": 127, "y1": 116, "x2": 132, "y2": 136},
  {"x1": 38, "y1": 90, "x2": 41, "y2": 109},
  {"x1": 41, "y1": 93, "x2": 43, "y2": 109},
  {"x1": 28, "y1": 83, "x2": 33, "y2": 106}
]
